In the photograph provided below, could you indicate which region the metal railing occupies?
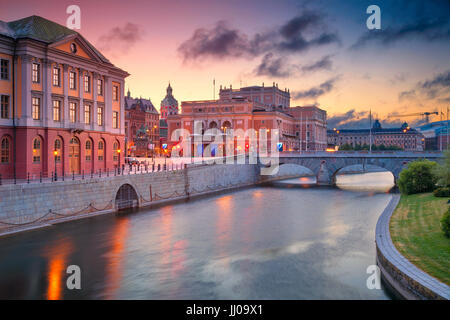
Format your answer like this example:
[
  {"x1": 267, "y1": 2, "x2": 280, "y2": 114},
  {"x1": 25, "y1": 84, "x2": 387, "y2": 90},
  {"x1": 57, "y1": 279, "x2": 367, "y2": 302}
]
[{"x1": 0, "y1": 162, "x2": 188, "y2": 186}]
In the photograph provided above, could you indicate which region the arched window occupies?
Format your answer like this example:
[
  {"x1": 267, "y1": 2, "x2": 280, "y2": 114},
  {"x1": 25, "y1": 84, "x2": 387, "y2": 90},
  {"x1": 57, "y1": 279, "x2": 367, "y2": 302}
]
[
  {"x1": 54, "y1": 138, "x2": 62, "y2": 162},
  {"x1": 1, "y1": 136, "x2": 10, "y2": 163},
  {"x1": 113, "y1": 141, "x2": 119, "y2": 161},
  {"x1": 98, "y1": 140, "x2": 104, "y2": 161},
  {"x1": 32, "y1": 137, "x2": 41, "y2": 163},
  {"x1": 86, "y1": 140, "x2": 92, "y2": 161}
]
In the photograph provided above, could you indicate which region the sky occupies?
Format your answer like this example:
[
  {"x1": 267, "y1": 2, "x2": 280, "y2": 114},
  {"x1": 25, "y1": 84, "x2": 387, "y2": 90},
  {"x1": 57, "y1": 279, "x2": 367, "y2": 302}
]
[{"x1": 1, "y1": 0, "x2": 450, "y2": 128}]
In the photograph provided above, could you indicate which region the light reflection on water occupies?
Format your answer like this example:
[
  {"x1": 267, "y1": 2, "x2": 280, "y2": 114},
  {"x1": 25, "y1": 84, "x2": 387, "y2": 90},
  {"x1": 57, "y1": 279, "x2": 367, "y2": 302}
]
[
  {"x1": 0, "y1": 173, "x2": 395, "y2": 300},
  {"x1": 336, "y1": 172, "x2": 395, "y2": 193}
]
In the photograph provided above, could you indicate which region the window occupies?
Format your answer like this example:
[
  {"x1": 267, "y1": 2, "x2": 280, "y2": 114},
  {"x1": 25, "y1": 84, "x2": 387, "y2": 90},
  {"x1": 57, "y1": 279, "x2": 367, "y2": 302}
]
[
  {"x1": 32, "y1": 137, "x2": 41, "y2": 163},
  {"x1": 113, "y1": 141, "x2": 119, "y2": 161},
  {"x1": 32, "y1": 97, "x2": 40, "y2": 120},
  {"x1": 69, "y1": 102, "x2": 77, "y2": 122},
  {"x1": 97, "y1": 106, "x2": 103, "y2": 126},
  {"x1": 84, "y1": 74, "x2": 91, "y2": 93},
  {"x1": 54, "y1": 139, "x2": 61, "y2": 162},
  {"x1": 32, "y1": 63, "x2": 40, "y2": 83},
  {"x1": 1, "y1": 95, "x2": 9, "y2": 119},
  {"x1": 0, "y1": 59, "x2": 9, "y2": 80},
  {"x1": 69, "y1": 71, "x2": 76, "y2": 90},
  {"x1": 113, "y1": 111, "x2": 119, "y2": 128},
  {"x1": 98, "y1": 140, "x2": 104, "y2": 161},
  {"x1": 53, "y1": 66, "x2": 61, "y2": 86},
  {"x1": 53, "y1": 100, "x2": 61, "y2": 122},
  {"x1": 85, "y1": 140, "x2": 92, "y2": 161},
  {"x1": 113, "y1": 85, "x2": 119, "y2": 101},
  {"x1": 1, "y1": 136, "x2": 10, "y2": 163},
  {"x1": 84, "y1": 104, "x2": 91, "y2": 124},
  {"x1": 97, "y1": 79, "x2": 103, "y2": 96}
]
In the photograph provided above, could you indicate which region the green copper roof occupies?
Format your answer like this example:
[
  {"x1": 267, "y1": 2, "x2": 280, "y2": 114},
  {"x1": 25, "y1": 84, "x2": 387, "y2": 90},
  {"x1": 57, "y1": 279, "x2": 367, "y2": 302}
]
[{"x1": 1, "y1": 15, "x2": 111, "y2": 64}]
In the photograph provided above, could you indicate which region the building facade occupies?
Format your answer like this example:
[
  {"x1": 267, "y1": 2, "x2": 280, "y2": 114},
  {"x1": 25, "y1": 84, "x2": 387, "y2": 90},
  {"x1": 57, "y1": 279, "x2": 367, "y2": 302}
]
[
  {"x1": 417, "y1": 120, "x2": 449, "y2": 151},
  {"x1": 124, "y1": 90, "x2": 159, "y2": 157},
  {"x1": 0, "y1": 16, "x2": 129, "y2": 179},
  {"x1": 327, "y1": 120, "x2": 425, "y2": 151},
  {"x1": 166, "y1": 84, "x2": 327, "y2": 155}
]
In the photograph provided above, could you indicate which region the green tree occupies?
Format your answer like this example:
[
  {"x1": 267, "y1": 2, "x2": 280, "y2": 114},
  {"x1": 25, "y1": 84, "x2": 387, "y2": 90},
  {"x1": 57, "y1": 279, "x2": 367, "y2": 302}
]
[
  {"x1": 433, "y1": 149, "x2": 450, "y2": 187},
  {"x1": 398, "y1": 160, "x2": 438, "y2": 195}
]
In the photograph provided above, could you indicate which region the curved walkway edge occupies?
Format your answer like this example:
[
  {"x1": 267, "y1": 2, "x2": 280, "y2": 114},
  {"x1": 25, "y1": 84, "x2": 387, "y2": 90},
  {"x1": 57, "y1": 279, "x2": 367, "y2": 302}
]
[{"x1": 375, "y1": 194, "x2": 450, "y2": 300}]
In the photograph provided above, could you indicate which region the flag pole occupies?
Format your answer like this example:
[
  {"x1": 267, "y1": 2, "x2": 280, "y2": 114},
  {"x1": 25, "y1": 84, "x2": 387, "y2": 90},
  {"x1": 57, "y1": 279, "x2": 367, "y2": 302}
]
[{"x1": 369, "y1": 108, "x2": 372, "y2": 153}]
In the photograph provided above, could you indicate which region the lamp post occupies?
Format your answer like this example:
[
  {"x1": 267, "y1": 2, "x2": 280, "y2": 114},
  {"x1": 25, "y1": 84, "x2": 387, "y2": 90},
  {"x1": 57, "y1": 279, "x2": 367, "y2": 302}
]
[
  {"x1": 117, "y1": 148, "x2": 121, "y2": 174},
  {"x1": 53, "y1": 150, "x2": 58, "y2": 181}
]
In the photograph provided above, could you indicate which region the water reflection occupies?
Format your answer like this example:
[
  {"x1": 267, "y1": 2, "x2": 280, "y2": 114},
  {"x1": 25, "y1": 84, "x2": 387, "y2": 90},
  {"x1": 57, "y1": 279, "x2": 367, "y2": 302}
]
[
  {"x1": 0, "y1": 181, "x2": 393, "y2": 300},
  {"x1": 336, "y1": 172, "x2": 395, "y2": 192}
]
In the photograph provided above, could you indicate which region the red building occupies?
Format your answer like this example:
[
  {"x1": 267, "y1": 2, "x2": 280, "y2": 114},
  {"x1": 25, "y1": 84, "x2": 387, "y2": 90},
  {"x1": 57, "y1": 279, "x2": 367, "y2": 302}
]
[
  {"x1": 124, "y1": 90, "x2": 159, "y2": 157},
  {"x1": 0, "y1": 16, "x2": 129, "y2": 179}
]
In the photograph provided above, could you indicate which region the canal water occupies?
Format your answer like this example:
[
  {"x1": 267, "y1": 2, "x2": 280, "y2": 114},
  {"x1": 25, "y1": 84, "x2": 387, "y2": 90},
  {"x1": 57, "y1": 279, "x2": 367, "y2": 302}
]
[{"x1": 0, "y1": 172, "x2": 395, "y2": 299}]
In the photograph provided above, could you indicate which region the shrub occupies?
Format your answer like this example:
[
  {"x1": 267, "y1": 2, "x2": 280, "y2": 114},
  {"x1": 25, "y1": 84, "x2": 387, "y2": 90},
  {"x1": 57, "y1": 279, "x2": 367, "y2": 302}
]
[
  {"x1": 398, "y1": 160, "x2": 438, "y2": 195},
  {"x1": 433, "y1": 149, "x2": 450, "y2": 187},
  {"x1": 441, "y1": 208, "x2": 450, "y2": 238},
  {"x1": 434, "y1": 187, "x2": 450, "y2": 197}
]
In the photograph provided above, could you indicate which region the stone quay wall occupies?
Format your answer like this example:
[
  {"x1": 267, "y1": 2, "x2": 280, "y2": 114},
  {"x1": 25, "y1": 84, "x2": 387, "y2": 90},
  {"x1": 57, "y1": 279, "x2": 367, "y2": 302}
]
[
  {"x1": 375, "y1": 194, "x2": 450, "y2": 300},
  {"x1": 0, "y1": 162, "x2": 300, "y2": 236}
]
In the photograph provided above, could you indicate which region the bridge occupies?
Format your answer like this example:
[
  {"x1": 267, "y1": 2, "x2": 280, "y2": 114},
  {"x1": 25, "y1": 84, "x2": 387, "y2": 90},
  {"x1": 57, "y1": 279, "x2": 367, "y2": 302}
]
[{"x1": 260, "y1": 151, "x2": 444, "y2": 185}]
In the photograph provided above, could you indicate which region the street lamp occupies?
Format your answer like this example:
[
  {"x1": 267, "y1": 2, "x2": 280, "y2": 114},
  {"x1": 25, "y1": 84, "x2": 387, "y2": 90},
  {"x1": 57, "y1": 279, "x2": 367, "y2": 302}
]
[
  {"x1": 53, "y1": 150, "x2": 58, "y2": 181},
  {"x1": 117, "y1": 149, "x2": 121, "y2": 174}
]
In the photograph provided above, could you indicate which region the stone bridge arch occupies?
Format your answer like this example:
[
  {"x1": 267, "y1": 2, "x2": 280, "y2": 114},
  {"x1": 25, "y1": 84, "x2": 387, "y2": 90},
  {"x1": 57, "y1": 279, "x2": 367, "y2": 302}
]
[
  {"x1": 115, "y1": 183, "x2": 139, "y2": 210},
  {"x1": 332, "y1": 164, "x2": 395, "y2": 185}
]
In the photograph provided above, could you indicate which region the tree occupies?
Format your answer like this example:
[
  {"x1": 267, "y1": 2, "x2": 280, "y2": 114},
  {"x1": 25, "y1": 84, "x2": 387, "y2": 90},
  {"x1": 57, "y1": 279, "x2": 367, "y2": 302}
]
[
  {"x1": 398, "y1": 160, "x2": 438, "y2": 195},
  {"x1": 433, "y1": 149, "x2": 450, "y2": 187}
]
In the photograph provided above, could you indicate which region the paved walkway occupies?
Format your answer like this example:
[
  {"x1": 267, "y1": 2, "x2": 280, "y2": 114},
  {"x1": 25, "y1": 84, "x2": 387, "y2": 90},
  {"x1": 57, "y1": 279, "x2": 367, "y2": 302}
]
[{"x1": 375, "y1": 194, "x2": 450, "y2": 299}]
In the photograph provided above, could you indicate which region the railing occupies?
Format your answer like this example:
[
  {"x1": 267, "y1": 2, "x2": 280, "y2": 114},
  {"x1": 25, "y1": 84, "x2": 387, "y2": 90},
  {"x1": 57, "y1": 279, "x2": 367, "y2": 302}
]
[{"x1": 0, "y1": 162, "x2": 188, "y2": 186}]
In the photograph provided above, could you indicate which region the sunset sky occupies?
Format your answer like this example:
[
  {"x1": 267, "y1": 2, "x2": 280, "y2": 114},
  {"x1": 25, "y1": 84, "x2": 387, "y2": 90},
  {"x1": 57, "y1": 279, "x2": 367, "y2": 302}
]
[{"x1": 2, "y1": 0, "x2": 450, "y2": 128}]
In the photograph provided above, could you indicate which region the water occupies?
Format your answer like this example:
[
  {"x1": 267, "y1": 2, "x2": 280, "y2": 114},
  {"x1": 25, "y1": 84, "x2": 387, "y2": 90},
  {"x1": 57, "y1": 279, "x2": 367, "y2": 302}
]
[{"x1": 0, "y1": 173, "x2": 395, "y2": 299}]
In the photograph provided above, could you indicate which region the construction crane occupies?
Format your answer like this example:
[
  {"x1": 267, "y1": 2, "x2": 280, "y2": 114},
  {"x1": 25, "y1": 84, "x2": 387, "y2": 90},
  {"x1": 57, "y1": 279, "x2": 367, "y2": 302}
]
[{"x1": 390, "y1": 111, "x2": 439, "y2": 123}]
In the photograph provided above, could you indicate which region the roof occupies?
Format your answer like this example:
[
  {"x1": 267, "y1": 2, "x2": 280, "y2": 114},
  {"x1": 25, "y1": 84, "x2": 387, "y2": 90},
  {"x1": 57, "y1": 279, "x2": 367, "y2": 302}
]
[
  {"x1": 327, "y1": 128, "x2": 420, "y2": 134},
  {"x1": 0, "y1": 15, "x2": 111, "y2": 64},
  {"x1": 125, "y1": 96, "x2": 158, "y2": 114}
]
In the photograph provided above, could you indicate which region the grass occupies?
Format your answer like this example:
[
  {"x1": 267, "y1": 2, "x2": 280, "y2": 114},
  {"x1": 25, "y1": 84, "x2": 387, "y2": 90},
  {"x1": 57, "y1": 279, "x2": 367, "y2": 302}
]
[{"x1": 390, "y1": 193, "x2": 450, "y2": 285}]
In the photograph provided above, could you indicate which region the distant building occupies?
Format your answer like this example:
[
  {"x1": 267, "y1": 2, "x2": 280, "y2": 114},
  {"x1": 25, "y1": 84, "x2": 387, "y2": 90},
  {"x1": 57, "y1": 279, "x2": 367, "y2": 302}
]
[
  {"x1": 0, "y1": 16, "x2": 129, "y2": 179},
  {"x1": 327, "y1": 120, "x2": 424, "y2": 151},
  {"x1": 124, "y1": 90, "x2": 159, "y2": 157},
  {"x1": 166, "y1": 83, "x2": 327, "y2": 155},
  {"x1": 219, "y1": 83, "x2": 290, "y2": 110},
  {"x1": 416, "y1": 120, "x2": 450, "y2": 151},
  {"x1": 160, "y1": 83, "x2": 178, "y2": 119}
]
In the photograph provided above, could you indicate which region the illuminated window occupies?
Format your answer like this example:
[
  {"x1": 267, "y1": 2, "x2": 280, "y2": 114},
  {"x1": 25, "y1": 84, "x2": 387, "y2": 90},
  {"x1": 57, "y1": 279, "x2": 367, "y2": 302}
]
[
  {"x1": 32, "y1": 137, "x2": 41, "y2": 163},
  {"x1": 85, "y1": 140, "x2": 92, "y2": 161},
  {"x1": 54, "y1": 139, "x2": 61, "y2": 162},
  {"x1": 84, "y1": 104, "x2": 91, "y2": 124},
  {"x1": 32, "y1": 97, "x2": 40, "y2": 120},
  {"x1": 53, "y1": 100, "x2": 61, "y2": 122},
  {"x1": 1, "y1": 95, "x2": 9, "y2": 119},
  {"x1": 97, "y1": 79, "x2": 103, "y2": 96},
  {"x1": 113, "y1": 141, "x2": 119, "y2": 161},
  {"x1": 113, "y1": 111, "x2": 119, "y2": 128},
  {"x1": 53, "y1": 66, "x2": 61, "y2": 86},
  {"x1": 69, "y1": 102, "x2": 77, "y2": 122},
  {"x1": 1, "y1": 136, "x2": 10, "y2": 163},
  {"x1": 98, "y1": 140, "x2": 104, "y2": 161},
  {"x1": 69, "y1": 71, "x2": 76, "y2": 90},
  {"x1": 97, "y1": 106, "x2": 103, "y2": 126},
  {"x1": 32, "y1": 63, "x2": 40, "y2": 83},
  {"x1": 84, "y1": 74, "x2": 91, "y2": 93}
]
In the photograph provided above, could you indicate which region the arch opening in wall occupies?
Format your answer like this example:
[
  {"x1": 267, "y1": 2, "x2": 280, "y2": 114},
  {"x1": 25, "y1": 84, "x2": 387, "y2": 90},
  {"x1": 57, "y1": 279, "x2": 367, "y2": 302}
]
[
  {"x1": 115, "y1": 184, "x2": 139, "y2": 210},
  {"x1": 333, "y1": 164, "x2": 395, "y2": 192}
]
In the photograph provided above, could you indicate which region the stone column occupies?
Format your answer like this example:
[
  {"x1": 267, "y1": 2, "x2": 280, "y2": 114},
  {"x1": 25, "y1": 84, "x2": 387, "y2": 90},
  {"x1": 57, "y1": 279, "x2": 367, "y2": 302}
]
[
  {"x1": 78, "y1": 68, "x2": 84, "y2": 126},
  {"x1": 92, "y1": 72, "x2": 98, "y2": 131},
  {"x1": 63, "y1": 64, "x2": 69, "y2": 127},
  {"x1": 104, "y1": 75, "x2": 112, "y2": 132},
  {"x1": 20, "y1": 55, "x2": 32, "y2": 125},
  {"x1": 43, "y1": 59, "x2": 53, "y2": 128}
]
